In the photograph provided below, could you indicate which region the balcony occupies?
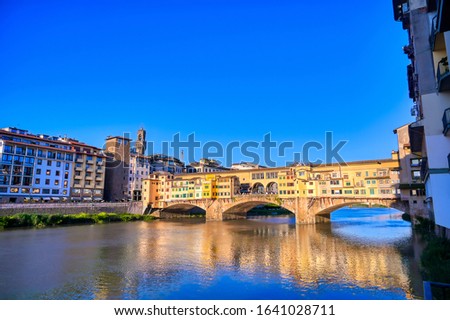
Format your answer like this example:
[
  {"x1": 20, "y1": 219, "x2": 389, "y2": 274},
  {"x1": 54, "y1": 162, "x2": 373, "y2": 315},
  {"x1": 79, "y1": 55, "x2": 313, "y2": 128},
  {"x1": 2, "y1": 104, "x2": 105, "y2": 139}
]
[
  {"x1": 443, "y1": 108, "x2": 450, "y2": 136},
  {"x1": 85, "y1": 176, "x2": 93, "y2": 180},
  {"x1": 75, "y1": 157, "x2": 83, "y2": 163},
  {"x1": 86, "y1": 167, "x2": 94, "y2": 172},
  {"x1": 86, "y1": 160, "x2": 94, "y2": 165},
  {"x1": 437, "y1": 57, "x2": 450, "y2": 92}
]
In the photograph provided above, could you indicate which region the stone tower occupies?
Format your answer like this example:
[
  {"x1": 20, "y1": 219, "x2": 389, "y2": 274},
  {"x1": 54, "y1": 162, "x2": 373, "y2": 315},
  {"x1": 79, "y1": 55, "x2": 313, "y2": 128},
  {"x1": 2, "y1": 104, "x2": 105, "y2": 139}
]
[{"x1": 135, "y1": 128, "x2": 147, "y2": 156}]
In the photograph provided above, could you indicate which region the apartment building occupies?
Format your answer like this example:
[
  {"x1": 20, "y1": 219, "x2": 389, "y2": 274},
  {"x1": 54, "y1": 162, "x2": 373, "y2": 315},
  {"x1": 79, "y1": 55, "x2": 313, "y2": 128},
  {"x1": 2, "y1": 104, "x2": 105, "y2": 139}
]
[
  {"x1": 0, "y1": 127, "x2": 106, "y2": 203},
  {"x1": 393, "y1": 0, "x2": 450, "y2": 236},
  {"x1": 64, "y1": 139, "x2": 106, "y2": 201}
]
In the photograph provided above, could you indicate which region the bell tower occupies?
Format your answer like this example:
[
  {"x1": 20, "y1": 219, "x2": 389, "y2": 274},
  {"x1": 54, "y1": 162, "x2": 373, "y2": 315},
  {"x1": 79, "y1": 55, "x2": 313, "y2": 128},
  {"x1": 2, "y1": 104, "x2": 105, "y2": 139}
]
[{"x1": 135, "y1": 128, "x2": 147, "y2": 156}]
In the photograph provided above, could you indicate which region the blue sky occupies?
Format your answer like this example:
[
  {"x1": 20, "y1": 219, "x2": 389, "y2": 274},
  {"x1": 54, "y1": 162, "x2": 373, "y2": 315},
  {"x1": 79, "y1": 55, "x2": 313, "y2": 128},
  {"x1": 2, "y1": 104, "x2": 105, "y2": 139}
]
[{"x1": 0, "y1": 0, "x2": 411, "y2": 166}]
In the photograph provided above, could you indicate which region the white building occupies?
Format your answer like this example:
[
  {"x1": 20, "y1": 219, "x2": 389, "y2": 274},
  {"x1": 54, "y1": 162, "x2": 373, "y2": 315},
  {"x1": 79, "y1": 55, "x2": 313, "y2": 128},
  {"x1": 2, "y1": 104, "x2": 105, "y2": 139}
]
[
  {"x1": 394, "y1": 0, "x2": 450, "y2": 236},
  {"x1": 0, "y1": 127, "x2": 75, "y2": 203}
]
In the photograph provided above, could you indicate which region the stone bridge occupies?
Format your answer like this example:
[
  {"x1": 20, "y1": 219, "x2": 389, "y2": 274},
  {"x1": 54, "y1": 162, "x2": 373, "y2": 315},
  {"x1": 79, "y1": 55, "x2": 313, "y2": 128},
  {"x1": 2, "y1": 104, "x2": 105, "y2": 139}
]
[{"x1": 150, "y1": 195, "x2": 408, "y2": 224}]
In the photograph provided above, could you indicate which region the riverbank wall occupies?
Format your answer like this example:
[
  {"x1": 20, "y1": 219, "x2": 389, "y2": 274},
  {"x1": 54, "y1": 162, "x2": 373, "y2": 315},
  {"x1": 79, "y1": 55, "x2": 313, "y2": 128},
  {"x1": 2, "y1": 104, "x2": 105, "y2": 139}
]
[{"x1": 0, "y1": 202, "x2": 143, "y2": 216}]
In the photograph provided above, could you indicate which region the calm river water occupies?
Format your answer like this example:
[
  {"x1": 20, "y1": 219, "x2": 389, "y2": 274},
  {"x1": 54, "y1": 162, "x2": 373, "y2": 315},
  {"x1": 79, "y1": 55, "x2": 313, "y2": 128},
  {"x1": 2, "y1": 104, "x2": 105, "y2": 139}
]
[{"x1": 0, "y1": 208, "x2": 425, "y2": 299}]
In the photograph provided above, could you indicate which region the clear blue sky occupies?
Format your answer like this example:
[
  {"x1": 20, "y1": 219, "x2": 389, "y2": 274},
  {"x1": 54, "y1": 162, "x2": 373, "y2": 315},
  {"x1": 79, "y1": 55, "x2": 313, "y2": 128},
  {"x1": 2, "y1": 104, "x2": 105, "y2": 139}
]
[{"x1": 0, "y1": 0, "x2": 411, "y2": 166}]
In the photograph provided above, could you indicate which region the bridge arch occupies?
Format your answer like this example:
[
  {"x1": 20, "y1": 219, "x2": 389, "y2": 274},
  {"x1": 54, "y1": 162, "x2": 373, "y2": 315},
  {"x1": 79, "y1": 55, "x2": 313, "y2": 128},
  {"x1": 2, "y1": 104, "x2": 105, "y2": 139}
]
[
  {"x1": 222, "y1": 199, "x2": 295, "y2": 220},
  {"x1": 313, "y1": 199, "x2": 407, "y2": 223},
  {"x1": 155, "y1": 203, "x2": 206, "y2": 219},
  {"x1": 251, "y1": 183, "x2": 265, "y2": 194},
  {"x1": 266, "y1": 182, "x2": 278, "y2": 194}
]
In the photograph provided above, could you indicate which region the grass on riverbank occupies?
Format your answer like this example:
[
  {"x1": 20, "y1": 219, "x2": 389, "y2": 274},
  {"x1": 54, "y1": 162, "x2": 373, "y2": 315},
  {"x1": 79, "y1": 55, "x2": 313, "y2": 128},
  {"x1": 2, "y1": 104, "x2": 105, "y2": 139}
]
[
  {"x1": 421, "y1": 237, "x2": 450, "y2": 284},
  {"x1": 0, "y1": 213, "x2": 155, "y2": 230}
]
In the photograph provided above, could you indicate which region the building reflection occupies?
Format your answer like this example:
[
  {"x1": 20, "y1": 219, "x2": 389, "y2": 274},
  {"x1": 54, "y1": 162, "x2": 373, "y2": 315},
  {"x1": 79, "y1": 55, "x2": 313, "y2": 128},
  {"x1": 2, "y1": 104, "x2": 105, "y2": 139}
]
[{"x1": 90, "y1": 218, "x2": 422, "y2": 299}]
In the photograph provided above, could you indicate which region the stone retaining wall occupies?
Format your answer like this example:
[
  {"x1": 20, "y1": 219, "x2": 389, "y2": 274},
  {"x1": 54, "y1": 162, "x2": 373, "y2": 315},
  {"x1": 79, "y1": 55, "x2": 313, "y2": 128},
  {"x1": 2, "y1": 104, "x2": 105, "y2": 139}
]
[{"x1": 0, "y1": 202, "x2": 143, "y2": 216}]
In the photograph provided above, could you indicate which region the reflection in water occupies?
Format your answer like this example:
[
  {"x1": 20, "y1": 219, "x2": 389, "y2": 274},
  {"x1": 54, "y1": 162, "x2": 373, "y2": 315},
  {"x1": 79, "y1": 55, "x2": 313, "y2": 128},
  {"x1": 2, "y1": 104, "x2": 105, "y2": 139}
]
[{"x1": 0, "y1": 208, "x2": 423, "y2": 299}]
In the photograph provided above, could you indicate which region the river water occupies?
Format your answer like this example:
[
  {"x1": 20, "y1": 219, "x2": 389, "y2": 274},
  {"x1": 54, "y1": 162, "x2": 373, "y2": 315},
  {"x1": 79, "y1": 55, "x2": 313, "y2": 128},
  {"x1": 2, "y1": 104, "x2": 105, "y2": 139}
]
[{"x1": 0, "y1": 208, "x2": 425, "y2": 299}]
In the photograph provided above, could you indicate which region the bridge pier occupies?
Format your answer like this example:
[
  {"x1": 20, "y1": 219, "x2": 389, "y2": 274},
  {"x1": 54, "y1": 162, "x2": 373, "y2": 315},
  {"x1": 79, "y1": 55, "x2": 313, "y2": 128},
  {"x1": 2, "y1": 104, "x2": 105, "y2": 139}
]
[{"x1": 295, "y1": 210, "x2": 316, "y2": 225}]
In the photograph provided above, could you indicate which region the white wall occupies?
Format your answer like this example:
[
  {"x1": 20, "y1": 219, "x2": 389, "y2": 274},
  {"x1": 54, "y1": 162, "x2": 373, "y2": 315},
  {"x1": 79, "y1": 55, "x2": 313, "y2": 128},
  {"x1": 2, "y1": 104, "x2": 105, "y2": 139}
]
[{"x1": 429, "y1": 173, "x2": 450, "y2": 229}]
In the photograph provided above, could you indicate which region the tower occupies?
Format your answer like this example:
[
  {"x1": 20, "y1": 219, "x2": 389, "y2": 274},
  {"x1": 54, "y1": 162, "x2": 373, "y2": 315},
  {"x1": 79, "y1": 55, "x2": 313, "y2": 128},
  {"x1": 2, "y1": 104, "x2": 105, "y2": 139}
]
[{"x1": 135, "y1": 128, "x2": 147, "y2": 156}]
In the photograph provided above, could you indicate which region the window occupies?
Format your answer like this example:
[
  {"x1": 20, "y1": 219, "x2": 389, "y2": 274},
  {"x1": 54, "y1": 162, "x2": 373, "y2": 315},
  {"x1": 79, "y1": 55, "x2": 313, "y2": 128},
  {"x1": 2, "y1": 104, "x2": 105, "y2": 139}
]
[
  {"x1": 56, "y1": 161, "x2": 61, "y2": 167},
  {"x1": 36, "y1": 169, "x2": 41, "y2": 175},
  {"x1": 21, "y1": 188, "x2": 30, "y2": 193},
  {"x1": 47, "y1": 151, "x2": 56, "y2": 159},
  {"x1": 52, "y1": 189, "x2": 59, "y2": 195},
  {"x1": 47, "y1": 160, "x2": 52, "y2": 166},
  {"x1": 56, "y1": 171, "x2": 60, "y2": 176},
  {"x1": 356, "y1": 172, "x2": 361, "y2": 177},
  {"x1": 26, "y1": 148, "x2": 35, "y2": 156},
  {"x1": 46, "y1": 170, "x2": 51, "y2": 175},
  {"x1": 24, "y1": 167, "x2": 33, "y2": 176},
  {"x1": 37, "y1": 149, "x2": 44, "y2": 157},
  {"x1": 1, "y1": 154, "x2": 12, "y2": 163},
  {"x1": 64, "y1": 172, "x2": 69, "y2": 179},
  {"x1": 37, "y1": 159, "x2": 42, "y2": 165},
  {"x1": 13, "y1": 156, "x2": 24, "y2": 164},
  {"x1": 344, "y1": 190, "x2": 352, "y2": 194},
  {"x1": 45, "y1": 179, "x2": 50, "y2": 185},
  {"x1": 25, "y1": 157, "x2": 34, "y2": 165},
  {"x1": 23, "y1": 177, "x2": 32, "y2": 186},
  {"x1": 57, "y1": 153, "x2": 63, "y2": 160},
  {"x1": 42, "y1": 189, "x2": 50, "y2": 194},
  {"x1": 15, "y1": 146, "x2": 25, "y2": 155},
  {"x1": 65, "y1": 154, "x2": 73, "y2": 161},
  {"x1": 35, "y1": 178, "x2": 40, "y2": 184},
  {"x1": 10, "y1": 187, "x2": 19, "y2": 193},
  {"x1": 0, "y1": 175, "x2": 10, "y2": 185},
  {"x1": 65, "y1": 163, "x2": 70, "y2": 170},
  {"x1": 412, "y1": 170, "x2": 421, "y2": 179},
  {"x1": 64, "y1": 180, "x2": 68, "y2": 187},
  {"x1": 32, "y1": 188, "x2": 40, "y2": 194},
  {"x1": 12, "y1": 176, "x2": 21, "y2": 185},
  {"x1": 410, "y1": 159, "x2": 421, "y2": 167},
  {"x1": 54, "y1": 180, "x2": 59, "y2": 186},
  {"x1": 3, "y1": 145, "x2": 13, "y2": 153},
  {"x1": 1, "y1": 165, "x2": 11, "y2": 174}
]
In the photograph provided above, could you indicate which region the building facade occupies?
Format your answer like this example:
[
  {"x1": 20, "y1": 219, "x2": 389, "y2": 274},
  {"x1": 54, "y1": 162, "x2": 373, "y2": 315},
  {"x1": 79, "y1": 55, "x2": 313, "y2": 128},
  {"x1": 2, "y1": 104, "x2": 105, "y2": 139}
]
[
  {"x1": 186, "y1": 158, "x2": 230, "y2": 173},
  {"x1": 104, "y1": 135, "x2": 131, "y2": 202},
  {"x1": 393, "y1": 0, "x2": 450, "y2": 236},
  {"x1": 143, "y1": 157, "x2": 403, "y2": 211},
  {"x1": 394, "y1": 124, "x2": 427, "y2": 219},
  {"x1": 0, "y1": 127, "x2": 106, "y2": 203},
  {"x1": 64, "y1": 139, "x2": 106, "y2": 202}
]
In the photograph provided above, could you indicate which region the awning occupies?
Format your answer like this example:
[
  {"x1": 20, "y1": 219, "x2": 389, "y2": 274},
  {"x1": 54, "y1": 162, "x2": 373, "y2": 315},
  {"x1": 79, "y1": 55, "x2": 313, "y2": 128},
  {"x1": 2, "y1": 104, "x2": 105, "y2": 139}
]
[
  {"x1": 94, "y1": 197, "x2": 103, "y2": 201},
  {"x1": 51, "y1": 197, "x2": 59, "y2": 201},
  {"x1": 43, "y1": 197, "x2": 51, "y2": 201}
]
